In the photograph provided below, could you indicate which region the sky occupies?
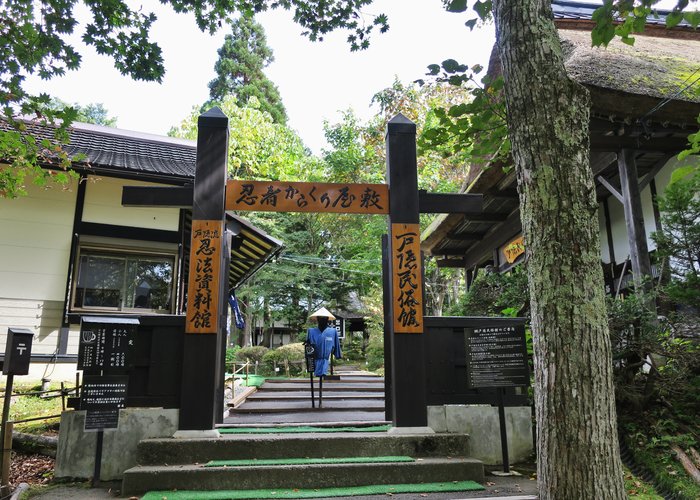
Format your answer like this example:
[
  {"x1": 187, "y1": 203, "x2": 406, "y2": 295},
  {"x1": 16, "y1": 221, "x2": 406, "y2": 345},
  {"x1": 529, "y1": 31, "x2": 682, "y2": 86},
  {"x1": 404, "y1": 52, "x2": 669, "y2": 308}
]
[{"x1": 24, "y1": 1, "x2": 496, "y2": 154}]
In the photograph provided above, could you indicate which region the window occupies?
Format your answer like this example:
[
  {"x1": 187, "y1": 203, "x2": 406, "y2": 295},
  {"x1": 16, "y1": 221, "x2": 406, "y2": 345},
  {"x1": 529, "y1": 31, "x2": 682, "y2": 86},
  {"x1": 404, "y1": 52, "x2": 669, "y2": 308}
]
[{"x1": 73, "y1": 248, "x2": 176, "y2": 313}]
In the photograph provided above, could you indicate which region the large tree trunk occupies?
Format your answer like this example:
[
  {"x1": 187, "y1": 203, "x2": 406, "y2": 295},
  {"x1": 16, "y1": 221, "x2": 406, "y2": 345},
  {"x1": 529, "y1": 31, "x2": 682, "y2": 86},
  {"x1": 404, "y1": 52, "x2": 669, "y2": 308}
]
[{"x1": 491, "y1": 1, "x2": 625, "y2": 498}]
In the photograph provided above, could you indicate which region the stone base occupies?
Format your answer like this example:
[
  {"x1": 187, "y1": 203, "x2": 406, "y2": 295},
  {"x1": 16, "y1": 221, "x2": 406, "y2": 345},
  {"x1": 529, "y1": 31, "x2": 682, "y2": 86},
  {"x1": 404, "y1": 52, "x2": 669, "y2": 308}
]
[
  {"x1": 427, "y1": 405, "x2": 533, "y2": 465},
  {"x1": 55, "y1": 408, "x2": 179, "y2": 481},
  {"x1": 173, "y1": 429, "x2": 220, "y2": 439},
  {"x1": 491, "y1": 469, "x2": 523, "y2": 476},
  {"x1": 387, "y1": 426, "x2": 435, "y2": 435}
]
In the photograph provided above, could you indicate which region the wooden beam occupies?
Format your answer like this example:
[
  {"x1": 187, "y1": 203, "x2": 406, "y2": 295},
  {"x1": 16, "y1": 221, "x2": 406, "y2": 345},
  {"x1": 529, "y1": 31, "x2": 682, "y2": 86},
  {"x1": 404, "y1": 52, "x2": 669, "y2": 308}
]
[
  {"x1": 597, "y1": 175, "x2": 623, "y2": 203},
  {"x1": 591, "y1": 134, "x2": 689, "y2": 153},
  {"x1": 462, "y1": 210, "x2": 523, "y2": 269},
  {"x1": 461, "y1": 212, "x2": 509, "y2": 223},
  {"x1": 447, "y1": 231, "x2": 487, "y2": 241},
  {"x1": 436, "y1": 258, "x2": 466, "y2": 268},
  {"x1": 618, "y1": 149, "x2": 654, "y2": 288},
  {"x1": 418, "y1": 191, "x2": 482, "y2": 214},
  {"x1": 639, "y1": 154, "x2": 673, "y2": 192},
  {"x1": 590, "y1": 152, "x2": 617, "y2": 176},
  {"x1": 122, "y1": 186, "x2": 193, "y2": 207}
]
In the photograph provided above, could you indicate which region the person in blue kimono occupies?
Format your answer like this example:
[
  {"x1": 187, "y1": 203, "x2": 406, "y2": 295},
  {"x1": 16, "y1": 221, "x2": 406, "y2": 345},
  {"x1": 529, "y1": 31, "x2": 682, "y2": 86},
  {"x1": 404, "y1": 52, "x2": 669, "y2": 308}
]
[{"x1": 307, "y1": 307, "x2": 342, "y2": 377}]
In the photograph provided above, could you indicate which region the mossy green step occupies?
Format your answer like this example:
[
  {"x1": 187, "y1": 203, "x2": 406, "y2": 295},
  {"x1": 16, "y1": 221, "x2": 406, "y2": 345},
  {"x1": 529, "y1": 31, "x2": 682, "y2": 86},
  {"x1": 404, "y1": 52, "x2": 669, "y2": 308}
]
[{"x1": 141, "y1": 480, "x2": 484, "y2": 499}]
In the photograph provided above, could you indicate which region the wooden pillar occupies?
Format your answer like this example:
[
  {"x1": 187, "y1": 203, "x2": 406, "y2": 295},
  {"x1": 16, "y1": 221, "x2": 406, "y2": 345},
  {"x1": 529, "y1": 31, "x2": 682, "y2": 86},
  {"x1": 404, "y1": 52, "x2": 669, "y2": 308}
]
[
  {"x1": 386, "y1": 114, "x2": 427, "y2": 428},
  {"x1": 179, "y1": 108, "x2": 229, "y2": 430},
  {"x1": 618, "y1": 149, "x2": 654, "y2": 290}
]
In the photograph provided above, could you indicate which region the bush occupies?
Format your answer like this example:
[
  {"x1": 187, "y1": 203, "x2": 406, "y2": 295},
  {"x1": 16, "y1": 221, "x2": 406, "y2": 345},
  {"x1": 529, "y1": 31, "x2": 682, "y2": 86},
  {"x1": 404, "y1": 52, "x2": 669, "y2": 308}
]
[
  {"x1": 225, "y1": 346, "x2": 241, "y2": 368},
  {"x1": 446, "y1": 265, "x2": 529, "y2": 317},
  {"x1": 235, "y1": 346, "x2": 269, "y2": 364},
  {"x1": 263, "y1": 343, "x2": 306, "y2": 376}
]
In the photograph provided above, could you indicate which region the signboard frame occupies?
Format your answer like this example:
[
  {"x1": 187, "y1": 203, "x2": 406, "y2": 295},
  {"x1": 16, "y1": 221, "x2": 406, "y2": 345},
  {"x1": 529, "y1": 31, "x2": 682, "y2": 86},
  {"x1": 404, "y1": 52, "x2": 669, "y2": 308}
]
[{"x1": 465, "y1": 323, "x2": 530, "y2": 389}]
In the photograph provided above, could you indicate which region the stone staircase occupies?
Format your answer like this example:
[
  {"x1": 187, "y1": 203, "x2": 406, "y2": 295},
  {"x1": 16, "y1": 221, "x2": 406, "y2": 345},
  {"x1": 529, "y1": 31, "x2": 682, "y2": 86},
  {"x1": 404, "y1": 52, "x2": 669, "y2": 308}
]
[
  {"x1": 224, "y1": 371, "x2": 388, "y2": 425},
  {"x1": 121, "y1": 431, "x2": 484, "y2": 496}
]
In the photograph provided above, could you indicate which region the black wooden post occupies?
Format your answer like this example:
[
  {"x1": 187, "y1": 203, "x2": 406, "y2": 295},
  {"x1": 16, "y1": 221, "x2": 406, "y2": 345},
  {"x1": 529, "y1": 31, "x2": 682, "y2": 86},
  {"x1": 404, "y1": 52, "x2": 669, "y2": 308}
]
[
  {"x1": 386, "y1": 114, "x2": 428, "y2": 428},
  {"x1": 179, "y1": 108, "x2": 229, "y2": 431},
  {"x1": 381, "y1": 234, "x2": 394, "y2": 423}
]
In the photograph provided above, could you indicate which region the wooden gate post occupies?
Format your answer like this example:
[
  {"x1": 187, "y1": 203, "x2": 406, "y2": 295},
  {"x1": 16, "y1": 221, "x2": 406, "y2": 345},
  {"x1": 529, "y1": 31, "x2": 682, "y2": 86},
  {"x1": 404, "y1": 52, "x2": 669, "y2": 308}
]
[
  {"x1": 179, "y1": 108, "x2": 229, "y2": 431},
  {"x1": 386, "y1": 114, "x2": 428, "y2": 428}
]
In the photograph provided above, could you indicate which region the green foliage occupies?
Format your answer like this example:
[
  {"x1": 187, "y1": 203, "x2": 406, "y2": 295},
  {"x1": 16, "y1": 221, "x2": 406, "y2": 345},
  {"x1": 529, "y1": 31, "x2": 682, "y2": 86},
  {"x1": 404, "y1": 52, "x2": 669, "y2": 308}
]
[
  {"x1": 1, "y1": 0, "x2": 388, "y2": 198},
  {"x1": 235, "y1": 345, "x2": 269, "y2": 363},
  {"x1": 226, "y1": 346, "x2": 241, "y2": 367},
  {"x1": 364, "y1": 314, "x2": 385, "y2": 373},
  {"x1": 447, "y1": 266, "x2": 529, "y2": 317},
  {"x1": 263, "y1": 342, "x2": 305, "y2": 375},
  {"x1": 652, "y1": 172, "x2": 700, "y2": 310},
  {"x1": 419, "y1": 65, "x2": 508, "y2": 166},
  {"x1": 170, "y1": 95, "x2": 310, "y2": 181},
  {"x1": 207, "y1": 15, "x2": 287, "y2": 124}
]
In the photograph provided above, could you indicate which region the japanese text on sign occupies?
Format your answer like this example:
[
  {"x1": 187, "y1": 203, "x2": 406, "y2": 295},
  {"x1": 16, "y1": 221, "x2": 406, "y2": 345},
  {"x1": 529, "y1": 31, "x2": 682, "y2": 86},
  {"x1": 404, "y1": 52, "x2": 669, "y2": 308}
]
[
  {"x1": 465, "y1": 325, "x2": 530, "y2": 388},
  {"x1": 186, "y1": 220, "x2": 223, "y2": 334},
  {"x1": 391, "y1": 223, "x2": 423, "y2": 334},
  {"x1": 81, "y1": 375, "x2": 129, "y2": 431},
  {"x1": 226, "y1": 180, "x2": 389, "y2": 214},
  {"x1": 78, "y1": 321, "x2": 136, "y2": 372}
]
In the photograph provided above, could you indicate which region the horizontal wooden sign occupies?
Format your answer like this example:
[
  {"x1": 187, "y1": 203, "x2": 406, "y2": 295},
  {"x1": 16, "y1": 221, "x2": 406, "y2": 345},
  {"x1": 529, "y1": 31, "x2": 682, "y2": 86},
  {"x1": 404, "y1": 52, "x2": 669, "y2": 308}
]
[
  {"x1": 226, "y1": 180, "x2": 389, "y2": 214},
  {"x1": 186, "y1": 220, "x2": 224, "y2": 334},
  {"x1": 391, "y1": 223, "x2": 423, "y2": 334}
]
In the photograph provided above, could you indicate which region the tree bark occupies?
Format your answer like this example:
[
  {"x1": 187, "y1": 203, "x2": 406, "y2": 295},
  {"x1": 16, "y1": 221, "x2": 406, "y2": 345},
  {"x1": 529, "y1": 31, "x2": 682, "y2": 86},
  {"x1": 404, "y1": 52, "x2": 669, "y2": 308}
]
[{"x1": 491, "y1": 1, "x2": 625, "y2": 498}]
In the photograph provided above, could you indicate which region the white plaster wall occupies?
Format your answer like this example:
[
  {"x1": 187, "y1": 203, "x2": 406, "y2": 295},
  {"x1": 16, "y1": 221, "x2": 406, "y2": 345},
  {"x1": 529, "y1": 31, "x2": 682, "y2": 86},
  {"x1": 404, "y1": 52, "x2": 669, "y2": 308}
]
[
  {"x1": 0, "y1": 180, "x2": 77, "y2": 301},
  {"x1": 82, "y1": 176, "x2": 180, "y2": 231}
]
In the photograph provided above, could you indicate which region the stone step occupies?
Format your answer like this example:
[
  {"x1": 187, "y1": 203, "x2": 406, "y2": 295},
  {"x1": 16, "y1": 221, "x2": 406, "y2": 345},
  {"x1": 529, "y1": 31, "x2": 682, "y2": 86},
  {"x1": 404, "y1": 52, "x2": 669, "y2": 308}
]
[
  {"x1": 245, "y1": 391, "x2": 385, "y2": 401},
  {"x1": 260, "y1": 382, "x2": 384, "y2": 392},
  {"x1": 136, "y1": 432, "x2": 472, "y2": 465},
  {"x1": 223, "y1": 410, "x2": 386, "y2": 425},
  {"x1": 264, "y1": 376, "x2": 383, "y2": 384},
  {"x1": 230, "y1": 400, "x2": 385, "y2": 413},
  {"x1": 122, "y1": 457, "x2": 484, "y2": 496}
]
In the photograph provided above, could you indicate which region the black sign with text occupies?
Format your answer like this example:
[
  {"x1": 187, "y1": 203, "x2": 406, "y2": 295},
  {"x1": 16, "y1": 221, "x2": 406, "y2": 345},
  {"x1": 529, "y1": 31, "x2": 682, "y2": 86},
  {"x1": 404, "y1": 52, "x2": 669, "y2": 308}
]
[
  {"x1": 78, "y1": 317, "x2": 138, "y2": 372},
  {"x1": 81, "y1": 375, "x2": 128, "y2": 431},
  {"x1": 465, "y1": 324, "x2": 530, "y2": 389}
]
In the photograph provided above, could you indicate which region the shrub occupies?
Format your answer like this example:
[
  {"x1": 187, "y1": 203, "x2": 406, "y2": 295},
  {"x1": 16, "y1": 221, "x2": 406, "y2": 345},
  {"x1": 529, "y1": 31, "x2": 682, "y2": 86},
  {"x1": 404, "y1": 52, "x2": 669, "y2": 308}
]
[
  {"x1": 235, "y1": 346, "x2": 269, "y2": 364},
  {"x1": 263, "y1": 343, "x2": 306, "y2": 376}
]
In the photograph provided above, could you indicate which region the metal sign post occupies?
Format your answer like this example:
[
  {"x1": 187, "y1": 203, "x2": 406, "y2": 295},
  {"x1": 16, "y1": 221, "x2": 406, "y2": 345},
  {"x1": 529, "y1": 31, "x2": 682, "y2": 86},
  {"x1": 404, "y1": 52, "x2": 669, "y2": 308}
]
[{"x1": 465, "y1": 323, "x2": 530, "y2": 475}]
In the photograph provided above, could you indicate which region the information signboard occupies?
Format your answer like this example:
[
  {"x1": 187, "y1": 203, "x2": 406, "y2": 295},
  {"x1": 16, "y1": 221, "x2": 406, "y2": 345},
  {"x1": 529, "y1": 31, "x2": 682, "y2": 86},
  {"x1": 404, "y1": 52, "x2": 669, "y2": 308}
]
[
  {"x1": 465, "y1": 324, "x2": 530, "y2": 389},
  {"x1": 78, "y1": 317, "x2": 138, "y2": 372},
  {"x1": 81, "y1": 375, "x2": 128, "y2": 431}
]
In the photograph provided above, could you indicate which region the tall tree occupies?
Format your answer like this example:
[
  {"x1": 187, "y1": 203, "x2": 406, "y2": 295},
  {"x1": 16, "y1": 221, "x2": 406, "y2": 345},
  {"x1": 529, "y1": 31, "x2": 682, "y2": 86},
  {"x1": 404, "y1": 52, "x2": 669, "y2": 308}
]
[
  {"x1": 207, "y1": 15, "x2": 287, "y2": 124},
  {"x1": 489, "y1": 1, "x2": 625, "y2": 497}
]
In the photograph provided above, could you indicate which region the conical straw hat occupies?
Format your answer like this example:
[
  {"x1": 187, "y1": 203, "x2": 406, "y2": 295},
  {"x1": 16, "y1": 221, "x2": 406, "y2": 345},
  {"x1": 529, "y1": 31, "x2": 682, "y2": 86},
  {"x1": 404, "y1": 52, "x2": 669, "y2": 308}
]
[{"x1": 309, "y1": 307, "x2": 336, "y2": 321}]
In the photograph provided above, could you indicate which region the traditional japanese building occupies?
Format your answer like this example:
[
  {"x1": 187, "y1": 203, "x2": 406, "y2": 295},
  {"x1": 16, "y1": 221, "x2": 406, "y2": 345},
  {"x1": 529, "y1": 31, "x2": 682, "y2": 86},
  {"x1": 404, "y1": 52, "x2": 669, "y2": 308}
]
[
  {"x1": 421, "y1": 1, "x2": 700, "y2": 295},
  {"x1": 0, "y1": 120, "x2": 283, "y2": 380}
]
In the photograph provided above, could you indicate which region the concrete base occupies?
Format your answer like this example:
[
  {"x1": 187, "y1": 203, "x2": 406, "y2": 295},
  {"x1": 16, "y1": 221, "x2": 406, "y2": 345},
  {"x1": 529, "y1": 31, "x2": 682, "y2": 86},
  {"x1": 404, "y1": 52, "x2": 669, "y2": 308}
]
[
  {"x1": 427, "y1": 405, "x2": 533, "y2": 465},
  {"x1": 491, "y1": 469, "x2": 523, "y2": 476},
  {"x1": 387, "y1": 426, "x2": 435, "y2": 435},
  {"x1": 173, "y1": 429, "x2": 220, "y2": 439},
  {"x1": 55, "y1": 408, "x2": 179, "y2": 481}
]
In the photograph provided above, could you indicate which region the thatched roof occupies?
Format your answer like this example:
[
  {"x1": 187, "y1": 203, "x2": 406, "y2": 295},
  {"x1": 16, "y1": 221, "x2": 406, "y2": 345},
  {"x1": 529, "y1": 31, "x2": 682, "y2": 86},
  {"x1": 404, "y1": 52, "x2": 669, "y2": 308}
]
[{"x1": 560, "y1": 29, "x2": 700, "y2": 124}]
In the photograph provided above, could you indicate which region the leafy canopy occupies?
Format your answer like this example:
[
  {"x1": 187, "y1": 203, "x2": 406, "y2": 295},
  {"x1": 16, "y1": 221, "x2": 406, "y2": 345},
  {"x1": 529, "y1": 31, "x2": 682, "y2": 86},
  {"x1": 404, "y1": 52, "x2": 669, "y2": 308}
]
[{"x1": 0, "y1": 0, "x2": 388, "y2": 198}]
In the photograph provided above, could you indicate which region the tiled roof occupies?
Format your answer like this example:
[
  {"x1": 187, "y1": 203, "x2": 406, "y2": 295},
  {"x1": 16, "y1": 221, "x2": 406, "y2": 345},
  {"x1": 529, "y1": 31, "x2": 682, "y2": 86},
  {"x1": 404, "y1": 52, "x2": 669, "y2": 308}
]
[{"x1": 2, "y1": 119, "x2": 196, "y2": 181}]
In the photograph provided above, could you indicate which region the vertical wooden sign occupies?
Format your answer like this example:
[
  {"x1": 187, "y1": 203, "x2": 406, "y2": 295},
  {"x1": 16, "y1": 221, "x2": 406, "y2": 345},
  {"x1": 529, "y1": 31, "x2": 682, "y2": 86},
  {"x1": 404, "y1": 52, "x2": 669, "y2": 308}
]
[
  {"x1": 391, "y1": 223, "x2": 423, "y2": 333},
  {"x1": 186, "y1": 220, "x2": 224, "y2": 334}
]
